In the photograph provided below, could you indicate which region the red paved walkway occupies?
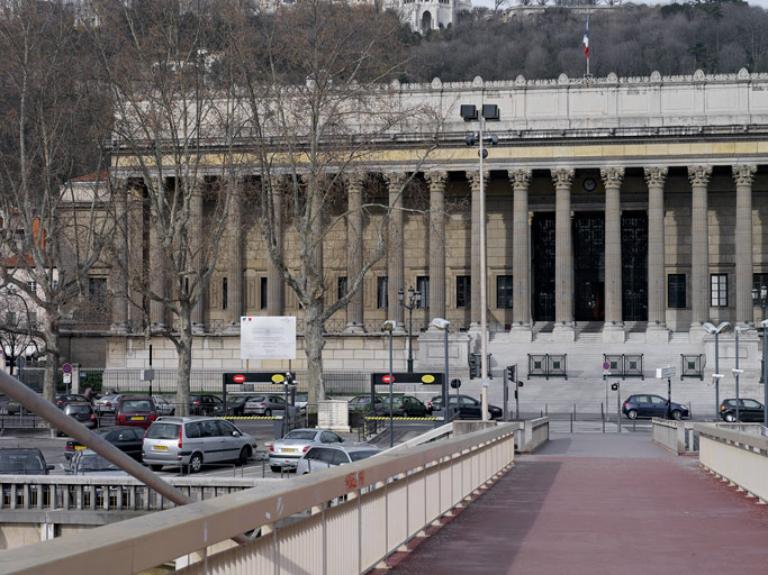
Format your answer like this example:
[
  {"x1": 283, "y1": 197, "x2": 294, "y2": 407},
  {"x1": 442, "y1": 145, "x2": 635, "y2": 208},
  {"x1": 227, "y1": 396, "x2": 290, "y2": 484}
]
[{"x1": 388, "y1": 434, "x2": 768, "y2": 575}]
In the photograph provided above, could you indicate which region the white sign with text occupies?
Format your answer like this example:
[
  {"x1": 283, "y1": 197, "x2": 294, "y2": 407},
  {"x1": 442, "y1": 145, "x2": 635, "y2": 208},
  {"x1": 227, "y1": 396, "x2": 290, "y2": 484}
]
[{"x1": 240, "y1": 316, "x2": 297, "y2": 360}]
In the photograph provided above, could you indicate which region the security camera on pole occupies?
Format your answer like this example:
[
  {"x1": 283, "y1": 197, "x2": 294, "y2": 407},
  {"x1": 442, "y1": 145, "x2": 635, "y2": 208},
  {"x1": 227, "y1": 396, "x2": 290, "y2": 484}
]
[
  {"x1": 703, "y1": 322, "x2": 730, "y2": 420},
  {"x1": 460, "y1": 102, "x2": 500, "y2": 421}
]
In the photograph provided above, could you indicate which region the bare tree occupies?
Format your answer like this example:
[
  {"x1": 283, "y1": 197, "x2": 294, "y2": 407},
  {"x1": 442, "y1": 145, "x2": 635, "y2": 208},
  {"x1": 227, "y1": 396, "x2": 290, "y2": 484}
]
[
  {"x1": 224, "y1": 1, "x2": 441, "y2": 409},
  {"x1": 0, "y1": 1, "x2": 114, "y2": 404},
  {"x1": 0, "y1": 285, "x2": 40, "y2": 376},
  {"x1": 89, "y1": 1, "x2": 241, "y2": 415}
]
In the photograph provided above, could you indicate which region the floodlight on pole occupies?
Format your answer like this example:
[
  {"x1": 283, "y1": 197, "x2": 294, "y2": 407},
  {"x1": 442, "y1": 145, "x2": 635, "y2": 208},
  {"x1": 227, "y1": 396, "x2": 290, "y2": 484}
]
[
  {"x1": 382, "y1": 320, "x2": 396, "y2": 447},
  {"x1": 703, "y1": 321, "x2": 731, "y2": 419},
  {"x1": 431, "y1": 318, "x2": 451, "y2": 422}
]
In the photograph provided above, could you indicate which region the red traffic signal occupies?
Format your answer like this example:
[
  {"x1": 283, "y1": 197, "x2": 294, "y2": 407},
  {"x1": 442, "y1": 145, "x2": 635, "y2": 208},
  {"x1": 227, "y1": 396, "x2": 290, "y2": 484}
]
[{"x1": 381, "y1": 374, "x2": 395, "y2": 384}]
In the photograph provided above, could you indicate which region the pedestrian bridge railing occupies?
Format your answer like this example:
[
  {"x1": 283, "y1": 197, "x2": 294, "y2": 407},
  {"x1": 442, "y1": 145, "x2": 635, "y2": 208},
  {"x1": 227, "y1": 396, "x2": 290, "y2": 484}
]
[
  {"x1": 651, "y1": 418, "x2": 698, "y2": 454},
  {"x1": 0, "y1": 424, "x2": 516, "y2": 575},
  {"x1": 696, "y1": 423, "x2": 768, "y2": 503}
]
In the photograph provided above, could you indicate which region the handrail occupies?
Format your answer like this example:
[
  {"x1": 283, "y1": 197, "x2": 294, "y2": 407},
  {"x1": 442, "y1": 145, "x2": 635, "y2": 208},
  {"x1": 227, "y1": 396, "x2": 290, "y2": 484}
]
[
  {"x1": 694, "y1": 423, "x2": 768, "y2": 453},
  {"x1": 0, "y1": 423, "x2": 516, "y2": 575}
]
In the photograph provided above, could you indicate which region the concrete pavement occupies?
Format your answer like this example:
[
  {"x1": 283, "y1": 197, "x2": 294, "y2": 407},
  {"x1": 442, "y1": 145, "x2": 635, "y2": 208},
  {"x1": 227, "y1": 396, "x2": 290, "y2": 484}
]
[{"x1": 388, "y1": 433, "x2": 768, "y2": 574}]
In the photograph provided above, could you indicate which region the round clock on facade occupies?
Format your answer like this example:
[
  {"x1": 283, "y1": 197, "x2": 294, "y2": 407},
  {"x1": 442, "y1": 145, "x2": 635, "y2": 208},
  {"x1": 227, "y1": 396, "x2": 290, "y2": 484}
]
[{"x1": 582, "y1": 177, "x2": 598, "y2": 192}]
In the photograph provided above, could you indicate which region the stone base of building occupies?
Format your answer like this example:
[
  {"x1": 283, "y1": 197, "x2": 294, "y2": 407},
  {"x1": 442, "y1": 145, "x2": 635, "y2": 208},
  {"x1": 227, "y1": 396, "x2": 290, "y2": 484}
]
[
  {"x1": 416, "y1": 330, "x2": 471, "y2": 371},
  {"x1": 602, "y1": 324, "x2": 626, "y2": 343},
  {"x1": 645, "y1": 325, "x2": 670, "y2": 344},
  {"x1": 507, "y1": 325, "x2": 533, "y2": 343},
  {"x1": 552, "y1": 324, "x2": 576, "y2": 342}
]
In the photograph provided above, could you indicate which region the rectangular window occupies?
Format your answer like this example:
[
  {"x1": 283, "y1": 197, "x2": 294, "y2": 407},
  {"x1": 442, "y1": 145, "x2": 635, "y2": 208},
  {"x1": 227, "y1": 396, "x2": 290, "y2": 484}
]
[
  {"x1": 753, "y1": 273, "x2": 768, "y2": 303},
  {"x1": 416, "y1": 276, "x2": 429, "y2": 309},
  {"x1": 456, "y1": 276, "x2": 470, "y2": 308},
  {"x1": 377, "y1": 277, "x2": 388, "y2": 309},
  {"x1": 710, "y1": 273, "x2": 728, "y2": 307},
  {"x1": 668, "y1": 274, "x2": 686, "y2": 309},
  {"x1": 338, "y1": 277, "x2": 347, "y2": 302},
  {"x1": 496, "y1": 275, "x2": 513, "y2": 309},
  {"x1": 26, "y1": 280, "x2": 36, "y2": 293},
  {"x1": 222, "y1": 277, "x2": 228, "y2": 310},
  {"x1": 260, "y1": 277, "x2": 268, "y2": 310}
]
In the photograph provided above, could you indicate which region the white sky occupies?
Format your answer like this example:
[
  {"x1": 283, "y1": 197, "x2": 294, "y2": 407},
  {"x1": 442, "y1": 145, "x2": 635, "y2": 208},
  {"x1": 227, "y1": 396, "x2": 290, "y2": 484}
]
[{"x1": 472, "y1": 0, "x2": 768, "y2": 9}]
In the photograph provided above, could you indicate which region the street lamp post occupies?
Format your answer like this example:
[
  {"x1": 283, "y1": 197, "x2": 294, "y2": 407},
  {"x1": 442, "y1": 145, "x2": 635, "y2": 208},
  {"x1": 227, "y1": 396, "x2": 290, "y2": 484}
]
[
  {"x1": 733, "y1": 325, "x2": 749, "y2": 423},
  {"x1": 431, "y1": 318, "x2": 450, "y2": 423},
  {"x1": 398, "y1": 287, "x2": 421, "y2": 374},
  {"x1": 703, "y1": 322, "x2": 730, "y2": 420},
  {"x1": 756, "y1": 285, "x2": 768, "y2": 426},
  {"x1": 460, "y1": 103, "x2": 499, "y2": 421},
  {"x1": 382, "y1": 320, "x2": 396, "y2": 448}
]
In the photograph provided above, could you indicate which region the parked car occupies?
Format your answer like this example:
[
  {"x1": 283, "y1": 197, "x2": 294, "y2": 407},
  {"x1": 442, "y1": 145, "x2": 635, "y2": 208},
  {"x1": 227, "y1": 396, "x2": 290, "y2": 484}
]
[
  {"x1": 268, "y1": 428, "x2": 344, "y2": 472},
  {"x1": 63, "y1": 402, "x2": 98, "y2": 429},
  {"x1": 55, "y1": 393, "x2": 90, "y2": 408},
  {"x1": 226, "y1": 394, "x2": 264, "y2": 416},
  {"x1": 372, "y1": 395, "x2": 428, "y2": 417},
  {"x1": 244, "y1": 394, "x2": 287, "y2": 416},
  {"x1": 142, "y1": 417, "x2": 256, "y2": 473},
  {"x1": 189, "y1": 394, "x2": 225, "y2": 416},
  {"x1": 622, "y1": 394, "x2": 690, "y2": 420},
  {"x1": 297, "y1": 444, "x2": 380, "y2": 475},
  {"x1": 68, "y1": 450, "x2": 127, "y2": 476},
  {"x1": 428, "y1": 394, "x2": 503, "y2": 420},
  {"x1": 65, "y1": 426, "x2": 144, "y2": 461},
  {"x1": 115, "y1": 396, "x2": 158, "y2": 429},
  {"x1": 94, "y1": 393, "x2": 122, "y2": 414},
  {"x1": 294, "y1": 392, "x2": 308, "y2": 415},
  {"x1": 153, "y1": 395, "x2": 176, "y2": 416},
  {"x1": 0, "y1": 448, "x2": 54, "y2": 475},
  {"x1": 720, "y1": 398, "x2": 765, "y2": 422},
  {"x1": 0, "y1": 395, "x2": 22, "y2": 415},
  {"x1": 348, "y1": 394, "x2": 384, "y2": 413}
]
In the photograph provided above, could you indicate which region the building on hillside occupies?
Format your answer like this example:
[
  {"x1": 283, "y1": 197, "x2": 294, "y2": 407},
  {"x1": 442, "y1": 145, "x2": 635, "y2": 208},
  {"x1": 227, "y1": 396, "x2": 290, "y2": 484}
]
[{"x1": 88, "y1": 69, "x2": 768, "y2": 411}]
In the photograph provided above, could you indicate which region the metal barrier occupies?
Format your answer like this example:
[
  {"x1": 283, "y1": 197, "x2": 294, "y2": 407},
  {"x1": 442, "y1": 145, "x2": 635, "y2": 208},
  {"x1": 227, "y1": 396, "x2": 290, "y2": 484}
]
[
  {"x1": 602, "y1": 354, "x2": 644, "y2": 380},
  {"x1": 651, "y1": 418, "x2": 698, "y2": 454},
  {"x1": 680, "y1": 354, "x2": 705, "y2": 380},
  {"x1": 527, "y1": 354, "x2": 567, "y2": 380},
  {"x1": 696, "y1": 423, "x2": 768, "y2": 503},
  {"x1": 0, "y1": 424, "x2": 516, "y2": 574}
]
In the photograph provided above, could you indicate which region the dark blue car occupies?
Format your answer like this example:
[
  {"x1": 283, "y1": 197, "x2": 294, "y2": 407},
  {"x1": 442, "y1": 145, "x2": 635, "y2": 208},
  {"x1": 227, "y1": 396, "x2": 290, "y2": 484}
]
[{"x1": 622, "y1": 394, "x2": 689, "y2": 420}]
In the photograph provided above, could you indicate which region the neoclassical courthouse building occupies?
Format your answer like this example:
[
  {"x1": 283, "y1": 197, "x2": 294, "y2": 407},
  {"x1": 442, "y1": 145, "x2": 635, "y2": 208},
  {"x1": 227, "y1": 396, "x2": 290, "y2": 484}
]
[{"x1": 97, "y1": 69, "x2": 768, "y2": 406}]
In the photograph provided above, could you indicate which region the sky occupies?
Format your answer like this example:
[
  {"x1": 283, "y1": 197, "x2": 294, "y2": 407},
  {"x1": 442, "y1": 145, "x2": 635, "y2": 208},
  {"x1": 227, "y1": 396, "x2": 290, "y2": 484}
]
[{"x1": 473, "y1": 0, "x2": 768, "y2": 9}]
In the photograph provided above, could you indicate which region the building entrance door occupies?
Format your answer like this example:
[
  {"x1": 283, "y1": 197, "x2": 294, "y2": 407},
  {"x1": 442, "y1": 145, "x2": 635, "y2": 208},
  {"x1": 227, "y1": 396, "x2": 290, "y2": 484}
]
[
  {"x1": 532, "y1": 212, "x2": 555, "y2": 321},
  {"x1": 574, "y1": 212, "x2": 605, "y2": 321},
  {"x1": 621, "y1": 211, "x2": 648, "y2": 321}
]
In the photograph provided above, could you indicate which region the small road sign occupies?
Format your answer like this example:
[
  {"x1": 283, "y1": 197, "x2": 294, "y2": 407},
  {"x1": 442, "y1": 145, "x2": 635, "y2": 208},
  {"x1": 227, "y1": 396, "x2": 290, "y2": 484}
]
[
  {"x1": 602, "y1": 361, "x2": 610, "y2": 370},
  {"x1": 62, "y1": 363, "x2": 72, "y2": 374},
  {"x1": 656, "y1": 366, "x2": 676, "y2": 379}
]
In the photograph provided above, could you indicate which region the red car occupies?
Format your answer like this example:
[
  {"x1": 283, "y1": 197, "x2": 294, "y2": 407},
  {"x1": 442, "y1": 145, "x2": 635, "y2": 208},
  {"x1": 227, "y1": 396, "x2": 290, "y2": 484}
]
[{"x1": 115, "y1": 396, "x2": 158, "y2": 429}]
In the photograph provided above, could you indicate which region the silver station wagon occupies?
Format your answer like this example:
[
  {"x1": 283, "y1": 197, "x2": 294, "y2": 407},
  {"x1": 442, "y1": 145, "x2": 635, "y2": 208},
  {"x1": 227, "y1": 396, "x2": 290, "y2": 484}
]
[{"x1": 142, "y1": 417, "x2": 256, "y2": 473}]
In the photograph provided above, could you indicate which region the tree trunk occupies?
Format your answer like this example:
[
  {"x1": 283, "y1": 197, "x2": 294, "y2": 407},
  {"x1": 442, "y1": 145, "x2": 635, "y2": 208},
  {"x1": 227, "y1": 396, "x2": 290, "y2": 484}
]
[
  {"x1": 175, "y1": 307, "x2": 193, "y2": 417},
  {"x1": 304, "y1": 298, "x2": 326, "y2": 412},
  {"x1": 42, "y1": 317, "x2": 60, "y2": 404}
]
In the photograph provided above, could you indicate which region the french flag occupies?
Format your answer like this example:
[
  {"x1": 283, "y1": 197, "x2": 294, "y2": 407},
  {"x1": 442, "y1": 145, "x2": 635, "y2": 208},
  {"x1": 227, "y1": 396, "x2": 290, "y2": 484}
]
[{"x1": 583, "y1": 16, "x2": 590, "y2": 60}]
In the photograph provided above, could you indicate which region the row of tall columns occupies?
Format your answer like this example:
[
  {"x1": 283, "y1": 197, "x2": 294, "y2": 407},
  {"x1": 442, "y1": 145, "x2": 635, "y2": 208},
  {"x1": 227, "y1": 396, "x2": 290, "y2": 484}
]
[{"x1": 111, "y1": 164, "x2": 760, "y2": 335}]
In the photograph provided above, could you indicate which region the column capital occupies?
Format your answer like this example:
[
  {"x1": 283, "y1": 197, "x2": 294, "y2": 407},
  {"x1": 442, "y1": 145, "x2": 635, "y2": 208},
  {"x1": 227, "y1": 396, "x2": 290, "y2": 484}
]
[
  {"x1": 644, "y1": 166, "x2": 668, "y2": 187},
  {"x1": 733, "y1": 164, "x2": 757, "y2": 186},
  {"x1": 425, "y1": 170, "x2": 448, "y2": 189},
  {"x1": 508, "y1": 168, "x2": 531, "y2": 188},
  {"x1": 466, "y1": 170, "x2": 489, "y2": 191},
  {"x1": 344, "y1": 171, "x2": 367, "y2": 190},
  {"x1": 551, "y1": 167, "x2": 574, "y2": 187},
  {"x1": 600, "y1": 166, "x2": 624, "y2": 188},
  {"x1": 383, "y1": 171, "x2": 408, "y2": 188},
  {"x1": 687, "y1": 164, "x2": 712, "y2": 186}
]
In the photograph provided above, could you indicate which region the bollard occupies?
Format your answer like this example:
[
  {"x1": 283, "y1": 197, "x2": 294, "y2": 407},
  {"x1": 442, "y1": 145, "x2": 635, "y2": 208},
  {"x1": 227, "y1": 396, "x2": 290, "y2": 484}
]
[
  {"x1": 601, "y1": 402, "x2": 605, "y2": 433},
  {"x1": 570, "y1": 411, "x2": 573, "y2": 433}
]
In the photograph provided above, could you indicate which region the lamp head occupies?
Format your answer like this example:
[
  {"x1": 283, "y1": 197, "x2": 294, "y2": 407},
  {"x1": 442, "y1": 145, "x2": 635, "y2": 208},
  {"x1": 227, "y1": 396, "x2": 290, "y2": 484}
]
[
  {"x1": 431, "y1": 318, "x2": 450, "y2": 330},
  {"x1": 382, "y1": 320, "x2": 397, "y2": 332}
]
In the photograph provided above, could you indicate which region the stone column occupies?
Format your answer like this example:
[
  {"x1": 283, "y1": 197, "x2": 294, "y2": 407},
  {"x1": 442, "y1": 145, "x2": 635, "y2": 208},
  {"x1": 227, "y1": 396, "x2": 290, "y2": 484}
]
[
  {"x1": 426, "y1": 170, "x2": 448, "y2": 325},
  {"x1": 267, "y1": 177, "x2": 285, "y2": 316},
  {"x1": 385, "y1": 172, "x2": 405, "y2": 327},
  {"x1": 689, "y1": 165, "x2": 712, "y2": 332},
  {"x1": 509, "y1": 169, "x2": 532, "y2": 338},
  {"x1": 467, "y1": 170, "x2": 487, "y2": 328},
  {"x1": 344, "y1": 172, "x2": 366, "y2": 333},
  {"x1": 734, "y1": 165, "x2": 757, "y2": 325},
  {"x1": 127, "y1": 183, "x2": 144, "y2": 331},
  {"x1": 601, "y1": 167, "x2": 625, "y2": 342},
  {"x1": 225, "y1": 179, "x2": 243, "y2": 328},
  {"x1": 645, "y1": 167, "x2": 668, "y2": 340},
  {"x1": 149, "y1": 207, "x2": 166, "y2": 330},
  {"x1": 110, "y1": 181, "x2": 128, "y2": 333},
  {"x1": 552, "y1": 168, "x2": 575, "y2": 339},
  {"x1": 190, "y1": 184, "x2": 205, "y2": 332}
]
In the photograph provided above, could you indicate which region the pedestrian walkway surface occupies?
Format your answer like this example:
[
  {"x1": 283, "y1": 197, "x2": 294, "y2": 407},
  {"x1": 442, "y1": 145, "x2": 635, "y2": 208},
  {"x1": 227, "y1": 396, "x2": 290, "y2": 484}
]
[{"x1": 389, "y1": 433, "x2": 768, "y2": 575}]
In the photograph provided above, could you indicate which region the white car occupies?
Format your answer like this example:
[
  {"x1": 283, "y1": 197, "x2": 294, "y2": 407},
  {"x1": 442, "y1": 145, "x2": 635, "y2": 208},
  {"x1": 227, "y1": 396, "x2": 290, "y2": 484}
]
[
  {"x1": 268, "y1": 428, "x2": 344, "y2": 472},
  {"x1": 297, "y1": 444, "x2": 380, "y2": 475}
]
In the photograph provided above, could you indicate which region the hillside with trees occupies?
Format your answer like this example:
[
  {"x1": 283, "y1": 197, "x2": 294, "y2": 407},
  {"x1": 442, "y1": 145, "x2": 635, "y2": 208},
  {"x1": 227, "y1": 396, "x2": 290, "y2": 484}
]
[{"x1": 404, "y1": 1, "x2": 768, "y2": 81}]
